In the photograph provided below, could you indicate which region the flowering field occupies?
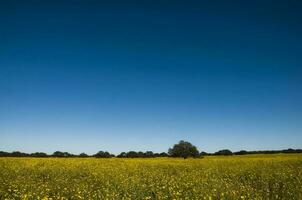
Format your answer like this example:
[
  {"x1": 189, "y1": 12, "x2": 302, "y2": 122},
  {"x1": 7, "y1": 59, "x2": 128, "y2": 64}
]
[{"x1": 0, "y1": 154, "x2": 301, "y2": 200}]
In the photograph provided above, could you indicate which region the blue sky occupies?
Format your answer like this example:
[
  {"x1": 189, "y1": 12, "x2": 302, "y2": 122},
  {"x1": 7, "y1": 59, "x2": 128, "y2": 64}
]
[{"x1": 1, "y1": 0, "x2": 302, "y2": 154}]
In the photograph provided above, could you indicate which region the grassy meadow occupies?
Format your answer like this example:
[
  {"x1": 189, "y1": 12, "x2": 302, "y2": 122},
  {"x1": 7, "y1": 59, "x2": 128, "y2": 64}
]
[{"x1": 0, "y1": 154, "x2": 301, "y2": 200}]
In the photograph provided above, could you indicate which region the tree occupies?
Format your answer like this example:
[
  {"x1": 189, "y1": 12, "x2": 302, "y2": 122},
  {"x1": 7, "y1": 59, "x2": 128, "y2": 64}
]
[
  {"x1": 79, "y1": 153, "x2": 89, "y2": 157},
  {"x1": 0, "y1": 151, "x2": 10, "y2": 157},
  {"x1": 168, "y1": 140, "x2": 199, "y2": 159},
  {"x1": 199, "y1": 151, "x2": 209, "y2": 156},
  {"x1": 214, "y1": 149, "x2": 233, "y2": 156},
  {"x1": 234, "y1": 150, "x2": 248, "y2": 155},
  {"x1": 126, "y1": 151, "x2": 139, "y2": 158},
  {"x1": 52, "y1": 151, "x2": 73, "y2": 157},
  {"x1": 31, "y1": 152, "x2": 48, "y2": 157},
  {"x1": 117, "y1": 152, "x2": 127, "y2": 158},
  {"x1": 144, "y1": 151, "x2": 154, "y2": 158},
  {"x1": 94, "y1": 151, "x2": 112, "y2": 158},
  {"x1": 159, "y1": 152, "x2": 169, "y2": 157},
  {"x1": 11, "y1": 151, "x2": 28, "y2": 157},
  {"x1": 137, "y1": 151, "x2": 145, "y2": 158}
]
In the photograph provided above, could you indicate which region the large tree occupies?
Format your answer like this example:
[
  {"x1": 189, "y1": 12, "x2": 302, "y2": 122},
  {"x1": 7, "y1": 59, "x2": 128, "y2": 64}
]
[{"x1": 168, "y1": 140, "x2": 199, "y2": 159}]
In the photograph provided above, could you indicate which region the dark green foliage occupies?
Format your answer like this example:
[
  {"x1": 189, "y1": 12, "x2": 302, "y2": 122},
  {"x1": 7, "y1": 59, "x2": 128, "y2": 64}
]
[
  {"x1": 234, "y1": 150, "x2": 248, "y2": 155},
  {"x1": 282, "y1": 148, "x2": 302, "y2": 153},
  {"x1": 168, "y1": 140, "x2": 199, "y2": 159},
  {"x1": 52, "y1": 151, "x2": 75, "y2": 157},
  {"x1": 116, "y1": 151, "x2": 168, "y2": 158},
  {"x1": 158, "y1": 152, "x2": 169, "y2": 157},
  {"x1": 79, "y1": 153, "x2": 89, "y2": 157},
  {"x1": 232, "y1": 148, "x2": 302, "y2": 155},
  {"x1": 94, "y1": 151, "x2": 113, "y2": 158},
  {"x1": 30, "y1": 152, "x2": 48, "y2": 157},
  {"x1": 127, "y1": 151, "x2": 139, "y2": 158},
  {"x1": 144, "y1": 151, "x2": 154, "y2": 158},
  {"x1": 200, "y1": 151, "x2": 209, "y2": 156},
  {"x1": 117, "y1": 152, "x2": 127, "y2": 158},
  {"x1": 11, "y1": 151, "x2": 29, "y2": 157},
  {"x1": 0, "y1": 151, "x2": 10, "y2": 157},
  {"x1": 214, "y1": 149, "x2": 233, "y2": 156},
  {"x1": 0, "y1": 147, "x2": 302, "y2": 158}
]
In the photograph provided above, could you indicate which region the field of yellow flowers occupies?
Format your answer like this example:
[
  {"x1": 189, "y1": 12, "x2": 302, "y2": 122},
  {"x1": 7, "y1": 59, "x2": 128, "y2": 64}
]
[{"x1": 0, "y1": 154, "x2": 301, "y2": 200}]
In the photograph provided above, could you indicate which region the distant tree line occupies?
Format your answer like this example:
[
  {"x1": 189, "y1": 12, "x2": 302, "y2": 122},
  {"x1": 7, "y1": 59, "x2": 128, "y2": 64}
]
[
  {"x1": 0, "y1": 140, "x2": 301, "y2": 158},
  {"x1": 116, "y1": 151, "x2": 168, "y2": 158},
  {"x1": 0, "y1": 150, "x2": 169, "y2": 158},
  {"x1": 200, "y1": 148, "x2": 302, "y2": 156}
]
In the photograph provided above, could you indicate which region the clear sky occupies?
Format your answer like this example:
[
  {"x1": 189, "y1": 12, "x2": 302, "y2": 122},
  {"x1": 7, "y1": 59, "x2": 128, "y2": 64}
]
[{"x1": 1, "y1": 0, "x2": 301, "y2": 154}]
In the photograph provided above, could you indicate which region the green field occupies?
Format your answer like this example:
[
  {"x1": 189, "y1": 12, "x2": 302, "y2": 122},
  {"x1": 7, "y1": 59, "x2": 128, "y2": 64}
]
[{"x1": 0, "y1": 154, "x2": 301, "y2": 200}]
